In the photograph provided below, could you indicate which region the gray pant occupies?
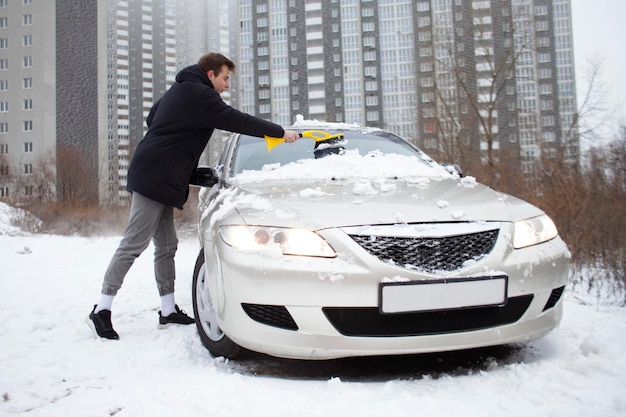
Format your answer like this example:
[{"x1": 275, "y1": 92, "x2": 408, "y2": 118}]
[{"x1": 101, "y1": 192, "x2": 178, "y2": 296}]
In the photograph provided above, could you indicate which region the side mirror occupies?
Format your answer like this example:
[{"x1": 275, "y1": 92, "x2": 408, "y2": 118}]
[
  {"x1": 442, "y1": 163, "x2": 463, "y2": 177},
  {"x1": 189, "y1": 166, "x2": 219, "y2": 187}
]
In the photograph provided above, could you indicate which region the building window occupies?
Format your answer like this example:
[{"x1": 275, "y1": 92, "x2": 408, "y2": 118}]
[
  {"x1": 23, "y1": 14, "x2": 33, "y2": 26},
  {"x1": 420, "y1": 62, "x2": 433, "y2": 72},
  {"x1": 0, "y1": 165, "x2": 8, "y2": 175},
  {"x1": 0, "y1": 38, "x2": 7, "y2": 48},
  {"x1": 0, "y1": 186, "x2": 9, "y2": 197},
  {"x1": 0, "y1": 59, "x2": 7, "y2": 70},
  {"x1": 23, "y1": 99, "x2": 32, "y2": 110},
  {"x1": 23, "y1": 78, "x2": 32, "y2": 88},
  {"x1": 23, "y1": 34, "x2": 32, "y2": 46},
  {"x1": 364, "y1": 66, "x2": 377, "y2": 77},
  {"x1": 0, "y1": 122, "x2": 7, "y2": 133},
  {"x1": 24, "y1": 163, "x2": 32, "y2": 174},
  {"x1": 417, "y1": 16, "x2": 430, "y2": 27},
  {"x1": 539, "y1": 84, "x2": 553, "y2": 95},
  {"x1": 24, "y1": 142, "x2": 33, "y2": 152},
  {"x1": 362, "y1": 8, "x2": 374, "y2": 17},
  {"x1": 0, "y1": 143, "x2": 7, "y2": 153},
  {"x1": 363, "y1": 51, "x2": 376, "y2": 61},
  {"x1": 538, "y1": 68, "x2": 552, "y2": 79},
  {"x1": 537, "y1": 37, "x2": 550, "y2": 47},
  {"x1": 366, "y1": 111, "x2": 379, "y2": 121},
  {"x1": 365, "y1": 96, "x2": 378, "y2": 106},
  {"x1": 365, "y1": 81, "x2": 377, "y2": 91},
  {"x1": 23, "y1": 120, "x2": 33, "y2": 131},
  {"x1": 542, "y1": 115, "x2": 555, "y2": 126},
  {"x1": 0, "y1": 101, "x2": 7, "y2": 112},
  {"x1": 0, "y1": 0, "x2": 7, "y2": 7},
  {"x1": 23, "y1": 56, "x2": 32, "y2": 67},
  {"x1": 0, "y1": 17, "x2": 8, "y2": 28},
  {"x1": 24, "y1": 185, "x2": 33, "y2": 196},
  {"x1": 418, "y1": 31, "x2": 431, "y2": 42},
  {"x1": 537, "y1": 53, "x2": 551, "y2": 63}
]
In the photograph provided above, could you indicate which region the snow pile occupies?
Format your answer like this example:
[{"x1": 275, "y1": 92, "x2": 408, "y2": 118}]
[
  {"x1": 1, "y1": 202, "x2": 42, "y2": 235},
  {"x1": 233, "y1": 151, "x2": 451, "y2": 184},
  {"x1": 0, "y1": 202, "x2": 17, "y2": 233}
]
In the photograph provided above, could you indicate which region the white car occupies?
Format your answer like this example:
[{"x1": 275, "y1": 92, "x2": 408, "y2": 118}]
[{"x1": 190, "y1": 121, "x2": 570, "y2": 360}]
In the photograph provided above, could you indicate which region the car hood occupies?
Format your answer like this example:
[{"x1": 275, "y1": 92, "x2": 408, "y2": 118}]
[{"x1": 221, "y1": 176, "x2": 544, "y2": 229}]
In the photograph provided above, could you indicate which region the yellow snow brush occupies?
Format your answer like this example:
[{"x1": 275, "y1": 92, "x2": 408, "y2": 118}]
[{"x1": 264, "y1": 130, "x2": 344, "y2": 151}]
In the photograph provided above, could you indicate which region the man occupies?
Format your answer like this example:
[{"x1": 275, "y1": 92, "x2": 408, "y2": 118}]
[{"x1": 87, "y1": 53, "x2": 300, "y2": 340}]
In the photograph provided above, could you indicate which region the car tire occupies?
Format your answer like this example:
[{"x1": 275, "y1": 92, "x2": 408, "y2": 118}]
[{"x1": 192, "y1": 248, "x2": 242, "y2": 359}]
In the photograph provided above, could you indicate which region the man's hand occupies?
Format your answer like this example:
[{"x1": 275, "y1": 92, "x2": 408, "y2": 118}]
[{"x1": 283, "y1": 130, "x2": 300, "y2": 143}]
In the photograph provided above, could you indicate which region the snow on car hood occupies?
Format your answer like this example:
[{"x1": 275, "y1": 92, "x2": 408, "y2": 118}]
[{"x1": 210, "y1": 152, "x2": 543, "y2": 230}]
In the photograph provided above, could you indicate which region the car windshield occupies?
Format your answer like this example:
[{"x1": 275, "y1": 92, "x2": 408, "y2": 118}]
[{"x1": 229, "y1": 130, "x2": 451, "y2": 182}]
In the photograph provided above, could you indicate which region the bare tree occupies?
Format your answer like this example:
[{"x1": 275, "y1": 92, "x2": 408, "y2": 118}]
[
  {"x1": 566, "y1": 57, "x2": 620, "y2": 153},
  {"x1": 56, "y1": 144, "x2": 97, "y2": 207},
  {"x1": 421, "y1": 4, "x2": 532, "y2": 179}
]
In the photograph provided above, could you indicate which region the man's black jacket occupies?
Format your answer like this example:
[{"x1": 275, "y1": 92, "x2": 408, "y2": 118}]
[{"x1": 127, "y1": 64, "x2": 284, "y2": 209}]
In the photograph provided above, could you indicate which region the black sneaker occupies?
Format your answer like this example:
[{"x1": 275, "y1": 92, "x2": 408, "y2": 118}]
[
  {"x1": 158, "y1": 304, "x2": 195, "y2": 327},
  {"x1": 87, "y1": 305, "x2": 120, "y2": 340}
]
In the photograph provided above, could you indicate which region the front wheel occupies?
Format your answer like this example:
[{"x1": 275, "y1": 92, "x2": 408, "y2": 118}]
[{"x1": 192, "y1": 248, "x2": 242, "y2": 359}]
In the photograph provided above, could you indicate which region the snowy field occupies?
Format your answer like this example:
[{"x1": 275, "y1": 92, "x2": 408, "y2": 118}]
[{"x1": 1, "y1": 203, "x2": 625, "y2": 417}]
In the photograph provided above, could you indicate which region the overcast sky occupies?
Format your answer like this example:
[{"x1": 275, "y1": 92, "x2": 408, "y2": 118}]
[{"x1": 570, "y1": 0, "x2": 626, "y2": 136}]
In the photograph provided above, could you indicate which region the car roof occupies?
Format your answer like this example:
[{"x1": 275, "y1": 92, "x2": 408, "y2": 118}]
[{"x1": 289, "y1": 115, "x2": 384, "y2": 134}]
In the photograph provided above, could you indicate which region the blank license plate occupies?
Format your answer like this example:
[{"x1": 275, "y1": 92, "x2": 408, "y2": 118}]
[{"x1": 380, "y1": 276, "x2": 508, "y2": 314}]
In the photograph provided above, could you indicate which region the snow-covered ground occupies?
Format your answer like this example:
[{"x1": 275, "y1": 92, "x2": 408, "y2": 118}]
[{"x1": 1, "y1": 202, "x2": 625, "y2": 417}]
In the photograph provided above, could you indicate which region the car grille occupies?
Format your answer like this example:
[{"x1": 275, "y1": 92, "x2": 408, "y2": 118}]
[
  {"x1": 323, "y1": 295, "x2": 533, "y2": 337},
  {"x1": 348, "y1": 229, "x2": 499, "y2": 272}
]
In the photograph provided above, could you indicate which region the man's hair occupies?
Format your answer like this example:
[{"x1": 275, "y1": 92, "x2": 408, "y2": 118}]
[{"x1": 198, "y1": 53, "x2": 236, "y2": 74}]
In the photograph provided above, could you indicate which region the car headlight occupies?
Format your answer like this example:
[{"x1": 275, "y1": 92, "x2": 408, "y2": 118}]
[
  {"x1": 513, "y1": 214, "x2": 558, "y2": 249},
  {"x1": 219, "y1": 225, "x2": 336, "y2": 258}
]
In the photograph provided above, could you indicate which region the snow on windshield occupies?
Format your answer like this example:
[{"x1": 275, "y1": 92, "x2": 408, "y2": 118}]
[{"x1": 232, "y1": 149, "x2": 453, "y2": 185}]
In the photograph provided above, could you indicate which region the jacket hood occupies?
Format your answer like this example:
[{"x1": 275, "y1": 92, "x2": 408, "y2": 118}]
[{"x1": 175, "y1": 64, "x2": 213, "y2": 88}]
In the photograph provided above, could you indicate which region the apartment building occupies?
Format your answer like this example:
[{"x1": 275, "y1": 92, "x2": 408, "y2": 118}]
[
  {"x1": 0, "y1": 0, "x2": 225, "y2": 205},
  {"x1": 0, "y1": 0, "x2": 56, "y2": 202},
  {"x1": 235, "y1": 0, "x2": 578, "y2": 176},
  {"x1": 0, "y1": 0, "x2": 578, "y2": 206}
]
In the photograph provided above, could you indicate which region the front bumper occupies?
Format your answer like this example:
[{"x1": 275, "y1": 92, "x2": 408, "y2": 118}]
[{"x1": 204, "y1": 226, "x2": 569, "y2": 360}]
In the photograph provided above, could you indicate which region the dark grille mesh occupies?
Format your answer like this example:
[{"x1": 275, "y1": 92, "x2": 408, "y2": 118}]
[
  {"x1": 323, "y1": 295, "x2": 533, "y2": 337},
  {"x1": 349, "y1": 229, "x2": 499, "y2": 272},
  {"x1": 241, "y1": 303, "x2": 298, "y2": 331},
  {"x1": 542, "y1": 286, "x2": 565, "y2": 311}
]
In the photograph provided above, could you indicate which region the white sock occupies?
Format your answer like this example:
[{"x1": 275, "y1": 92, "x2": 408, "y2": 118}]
[
  {"x1": 160, "y1": 293, "x2": 176, "y2": 317},
  {"x1": 94, "y1": 294, "x2": 115, "y2": 313}
]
